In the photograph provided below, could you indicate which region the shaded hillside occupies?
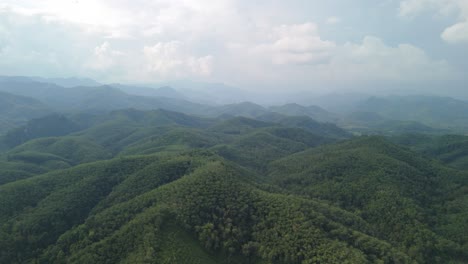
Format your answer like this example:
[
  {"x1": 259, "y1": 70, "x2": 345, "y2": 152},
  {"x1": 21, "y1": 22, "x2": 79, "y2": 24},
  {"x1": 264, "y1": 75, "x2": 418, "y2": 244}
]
[
  {"x1": 0, "y1": 91, "x2": 52, "y2": 134},
  {"x1": 2, "y1": 114, "x2": 80, "y2": 148},
  {"x1": 393, "y1": 134, "x2": 468, "y2": 170}
]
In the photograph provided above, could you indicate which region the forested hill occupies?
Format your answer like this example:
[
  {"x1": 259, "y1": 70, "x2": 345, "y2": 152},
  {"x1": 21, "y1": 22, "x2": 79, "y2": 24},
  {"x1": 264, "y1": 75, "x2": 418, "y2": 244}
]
[
  {"x1": 0, "y1": 107, "x2": 466, "y2": 263},
  {"x1": 0, "y1": 91, "x2": 52, "y2": 134}
]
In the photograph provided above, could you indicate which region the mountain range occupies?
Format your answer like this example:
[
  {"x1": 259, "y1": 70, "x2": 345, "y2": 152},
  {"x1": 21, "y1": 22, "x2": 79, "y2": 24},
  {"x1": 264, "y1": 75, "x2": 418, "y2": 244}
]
[{"x1": 0, "y1": 104, "x2": 466, "y2": 263}]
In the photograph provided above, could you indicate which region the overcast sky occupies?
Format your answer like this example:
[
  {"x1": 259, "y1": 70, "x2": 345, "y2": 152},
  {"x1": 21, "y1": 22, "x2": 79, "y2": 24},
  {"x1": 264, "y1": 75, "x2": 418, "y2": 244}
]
[{"x1": 0, "y1": 0, "x2": 467, "y2": 93}]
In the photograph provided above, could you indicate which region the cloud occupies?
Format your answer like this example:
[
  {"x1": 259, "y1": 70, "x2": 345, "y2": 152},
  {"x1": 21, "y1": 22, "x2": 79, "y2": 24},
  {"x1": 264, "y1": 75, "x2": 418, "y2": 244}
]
[
  {"x1": 87, "y1": 42, "x2": 125, "y2": 71},
  {"x1": 399, "y1": 0, "x2": 458, "y2": 16},
  {"x1": 0, "y1": 5, "x2": 96, "y2": 76},
  {"x1": 442, "y1": 20, "x2": 468, "y2": 43},
  {"x1": 331, "y1": 36, "x2": 455, "y2": 80},
  {"x1": 399, "y1": 0, "x2": 468, "y2": 43},
  {"x1": 0, "y1": 1, "x2": 463, "y2": 90},
  {"x1": 252, "y1": 23, "x2": 336, "y2": 65},
  {"x1": 326, "y1": 16, "x2": 341, "y2": 25},
  {"x1": 0, "y1": 3, "x2": 215, "y2": 82},
  {"x1": 143, "y1": 41, "x2": 214, "y2": 79}
]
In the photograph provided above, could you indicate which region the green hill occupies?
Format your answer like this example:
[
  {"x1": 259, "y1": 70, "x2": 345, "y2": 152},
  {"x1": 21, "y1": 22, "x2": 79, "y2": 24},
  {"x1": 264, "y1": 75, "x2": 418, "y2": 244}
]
[
  {"x1": 393, "y1": 134, "x2": 468, "y2": 170},
  {"x1": 0, "y1": 152, "x2": 411, "y2": 263},
  {"x1": 2, "y1": 114, "x2": 80, "y2": 148},
  {"x1": 268, "y1": 136, "x2": 468, "y2": 262},
  {"x1": 0, "y1": 91, "x2": 52, "y2": 134},
  {"x1": 209, "y1": 102, "x2": 269, "y2": 118},
  {"x1": 0, "y1": 108, "x2": 466, "y2": 263}
]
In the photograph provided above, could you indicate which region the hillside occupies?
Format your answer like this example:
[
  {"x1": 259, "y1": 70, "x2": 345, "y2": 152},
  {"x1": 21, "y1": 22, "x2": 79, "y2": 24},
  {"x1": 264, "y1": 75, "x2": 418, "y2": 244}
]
[
  {"x1": 0, "y1": 91, "x2": 52, "y2": 134},
  {"x1": 268, "y1": 137, "x2": 468, "y2": 262},
  {"x1": 209, "y1": 102, "x2": 269, "y2": 118},
  {"x1": 392, "y1": 134, "x2": 468, "y2": 170},
  {"x1": 269, "y1": 103, "x2": 338, "y2": 123},
  {"x1": 1, "y1": 114, "x2": 81, "y2": 148},
  {"x1": 0, "y1": 108, "x2": 466, "y2": 263}
]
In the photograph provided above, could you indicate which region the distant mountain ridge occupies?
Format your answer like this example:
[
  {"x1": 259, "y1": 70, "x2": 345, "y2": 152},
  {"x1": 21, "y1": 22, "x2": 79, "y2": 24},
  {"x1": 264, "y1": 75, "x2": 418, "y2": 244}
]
[
  {"x1": 3, "y1": 76, "x2": 468, "y2": 135},
  {"x1": 110, "y1": 84, "x2": 186, "y2": 100},
  {"x1": 354, "y1": 95, "x2": 468, "y2": 129},
  {"x1": 269, "y1": 103, "x2": 338, "y2": 122},
  {"x1": 0, "y1": 91, "x2": 52, "y2": 134}
]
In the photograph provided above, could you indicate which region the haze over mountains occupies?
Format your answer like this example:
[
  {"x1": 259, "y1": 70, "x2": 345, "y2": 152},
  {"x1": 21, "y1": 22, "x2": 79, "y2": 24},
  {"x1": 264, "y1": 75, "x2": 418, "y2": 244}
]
[{"x1": 2, "y1": 75, "x2": 468, "y2": 136}]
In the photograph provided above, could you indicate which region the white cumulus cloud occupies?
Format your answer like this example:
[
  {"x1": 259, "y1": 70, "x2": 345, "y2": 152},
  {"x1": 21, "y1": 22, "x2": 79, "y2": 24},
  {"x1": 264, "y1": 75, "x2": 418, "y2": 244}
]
[{"x1": 399, "y1": 0, "x2": 468, "y2": 44}]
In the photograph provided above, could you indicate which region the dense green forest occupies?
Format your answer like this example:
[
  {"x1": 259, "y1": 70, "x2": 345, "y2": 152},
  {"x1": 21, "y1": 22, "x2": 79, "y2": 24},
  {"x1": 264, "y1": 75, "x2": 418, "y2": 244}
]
[{"x1": 0, "y1": 101, "x2": 467, "y2": 263}]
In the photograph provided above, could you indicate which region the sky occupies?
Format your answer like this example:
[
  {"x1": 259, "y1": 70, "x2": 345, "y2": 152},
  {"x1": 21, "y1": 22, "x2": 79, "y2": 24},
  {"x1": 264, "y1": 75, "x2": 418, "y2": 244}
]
[{"x1": 0, "y1": 0, "x2": 467, "y2": 94}]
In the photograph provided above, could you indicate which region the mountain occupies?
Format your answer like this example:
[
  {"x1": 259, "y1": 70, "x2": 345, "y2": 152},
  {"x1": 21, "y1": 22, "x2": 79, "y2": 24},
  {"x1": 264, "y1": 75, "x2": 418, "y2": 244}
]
[
  {"x1": 0, "y1": 108, "x2": 466, "y2": 263},
  {"x1": 267, "y1": 136, "x2": 468, "y2": 262},
  {"x1": 269, "y1": 103, "x2": 339, "y2": 122},
  {"x1": 354, "y1": 95, "x2": 468, "y2": 130},
  {"x1": 111, "y1": 84, "x2": 186, "y2": 100},
  {"x1": 1, "y1": 76, "x2": 468, "y2": 263},
  {"x1": 1, "y1": 114, "x2": 81, "y2": 148},
  {"x1": 392, "y1": 134, "x2": 468, "y2": 170},
  {"x1": 258, "y1": 114, "x2": 350, "y2": 139},
  {"x1": 161, "y1": 80, "x2": 250, "y2": 105},
  {"x1": 0, "y1": 124, "x2": 466, "y2": 263},
  {"x1": 209, "y1": 102, "x2": 268, "y2": 118},
  {"x1": 0, "y1": 91, "x2": 52, "y2": 134},
  {"x1": 343, "y1": 111, "x2": 446, "y2": 135},
  {"x1": 0, "y1": 79, "x2": 209, "y2": 115},
  {"x1": 31, "y1": 77, "x2": 102, "y2": 87}
]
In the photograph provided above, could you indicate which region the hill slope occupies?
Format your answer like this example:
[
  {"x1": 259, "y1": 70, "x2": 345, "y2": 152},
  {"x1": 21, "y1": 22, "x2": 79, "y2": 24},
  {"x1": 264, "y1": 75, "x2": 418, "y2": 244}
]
[
  {"x1": 0, "y1": 91, "x2": 52, "y2": 134},
  {"x1": 0, "y1": 109, "x2": 466, "y2": 263}
]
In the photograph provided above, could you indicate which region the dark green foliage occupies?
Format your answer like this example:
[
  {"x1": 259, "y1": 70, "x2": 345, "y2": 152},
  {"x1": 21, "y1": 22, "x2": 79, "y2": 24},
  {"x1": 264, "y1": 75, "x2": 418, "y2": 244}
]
[
  {"x1": 268, "y1": 136, "x2": 468, "y2": 262},
  {"x1": 2, "y1": 114, "x2": 80, "y2": 148},
  {"x1": 209, "y1": 116, "x2": 273, "y2": 135},
  {"x1": 0, "y1": 108, "x2": 466, "y2": 264},
  {"x1": 121, "y1": 128, "x2": 225, "y2": 156},
  {"x1": 212, "y1": 130, "x2": 314, "y2": 171},
  {"x1": 7, "y1": 136, "x2": 112, "y2": 165},
  {"x1": 393, "y1": 134, "x2": 468, "y2": 170}
]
